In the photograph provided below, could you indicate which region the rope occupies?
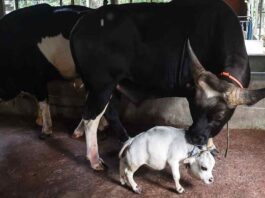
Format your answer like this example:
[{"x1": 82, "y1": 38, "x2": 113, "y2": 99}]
[{"x1": 224, "y1": 122, "x2": 230, "y2": 158}]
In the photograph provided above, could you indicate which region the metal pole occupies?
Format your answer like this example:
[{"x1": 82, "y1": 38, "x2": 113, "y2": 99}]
[
  {"x1": 259, "y1": 0, "x2": 264, "y2": 39},
  {"x1": 0, "y1": 0, "x2": 5, "y2": 17},
  {"x1": 15, "y1": 0, "x2": 19, "y2": 10},
  {"x1": 71, "y1": 0, "x2": 75, "y2": 5}
]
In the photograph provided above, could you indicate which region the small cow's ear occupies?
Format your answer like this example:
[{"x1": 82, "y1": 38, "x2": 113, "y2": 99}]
[{"x1": 183, "y1": 156, "x2": 196, "y2": 164}]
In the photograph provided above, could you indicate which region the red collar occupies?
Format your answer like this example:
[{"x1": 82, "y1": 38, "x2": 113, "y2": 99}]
[{"x1": 220, "y1": 72, "x2": 244, "y2": 88}]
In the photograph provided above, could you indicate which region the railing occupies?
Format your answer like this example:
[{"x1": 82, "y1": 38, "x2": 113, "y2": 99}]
[{"x1": 238, "y1": 16, "x2": 253, "y2": 40}]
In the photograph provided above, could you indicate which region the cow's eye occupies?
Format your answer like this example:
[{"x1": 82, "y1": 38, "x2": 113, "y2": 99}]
[{"x1": 201, "y1": 166, "x2": 208, "y2": 171}]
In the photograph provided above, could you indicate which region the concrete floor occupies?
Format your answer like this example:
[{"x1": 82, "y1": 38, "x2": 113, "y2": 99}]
[{"x1": 0, "y1": 115, "x2": 264, "y2": 198}]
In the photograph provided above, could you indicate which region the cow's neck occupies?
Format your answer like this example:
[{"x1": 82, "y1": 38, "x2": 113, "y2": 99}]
[{"x1": 220, "y1": 65, "x2": 250, "y2": 88}]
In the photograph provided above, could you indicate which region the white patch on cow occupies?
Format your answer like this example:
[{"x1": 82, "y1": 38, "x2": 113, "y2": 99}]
[
  {"x1": 199, "y1": 80, "x2": 221, "y2": 98},
  {"x1": 37, "y1": 34, "x2": 77, "y2": 79}
]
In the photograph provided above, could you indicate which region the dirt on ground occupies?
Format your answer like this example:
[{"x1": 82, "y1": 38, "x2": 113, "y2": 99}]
[{"x1": 0, "y1": 115, "x2": 264, "y2": 198}]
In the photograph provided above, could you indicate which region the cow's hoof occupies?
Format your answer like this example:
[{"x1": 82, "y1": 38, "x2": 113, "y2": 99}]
[
  {"x1": 176, "y1": 186, "x2": 185, "y2": 194},
  {"x1": 39, "y1": 133, "x2": 51, "y2": 140},
  {"x1": 134, "y1": 186, "x2": 142, "y2": 194},
  {"x1": 89, "y1": 158, "x2": 108, "y2": 171},
  {"x1": 72, "y1": 130, "x2": 84, "y2": 139}
]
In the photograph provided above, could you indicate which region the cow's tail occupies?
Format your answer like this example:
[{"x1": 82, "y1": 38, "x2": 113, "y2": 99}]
[{"x1": 119, "y1": 137, "x2": 134, "y2": 159}]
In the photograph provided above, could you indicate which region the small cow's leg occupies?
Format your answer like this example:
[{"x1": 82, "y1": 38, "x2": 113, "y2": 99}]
[
  {"x1": 119, "y1": 158, "x2": 127, "y2": 185},
  {"x1": 125, "y1": 167, "x2": 142, "y2": 194},
  {"x1": 38, "y1": 100, "x2": 52, "y2": 138},
  {"x1": 169, "y1": 162, "x2": 184, "y2": 193},
  {"x1": 73, "y1": 119, "x2": 85, "y2": 138}
]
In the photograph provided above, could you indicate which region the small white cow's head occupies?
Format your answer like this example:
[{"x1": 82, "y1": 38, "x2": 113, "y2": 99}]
[{"x1": 183, "y1": 150, "x2": 215, "y2": 184}]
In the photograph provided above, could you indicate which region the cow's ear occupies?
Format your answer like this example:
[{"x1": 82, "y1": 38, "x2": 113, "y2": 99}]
[
  {"x1": 225, "y1": 87, "x2": 265, "y2": 106},
  {"x1": 183, "y1": 156, "x2": 196, "y2": 164}
]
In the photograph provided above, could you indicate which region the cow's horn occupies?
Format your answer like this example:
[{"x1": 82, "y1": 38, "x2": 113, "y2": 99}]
[
  {"x1": 226, "y1": 87, "x2": 265, "y2": 106},
  {"x1": 187, "y1": 39, "x2": 206, "y2": 81}
]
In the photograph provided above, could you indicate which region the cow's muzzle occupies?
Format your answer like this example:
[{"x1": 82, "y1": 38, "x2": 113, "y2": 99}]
[{"x1": 186, "y1": 131, "x2": 208, "y2": 146}]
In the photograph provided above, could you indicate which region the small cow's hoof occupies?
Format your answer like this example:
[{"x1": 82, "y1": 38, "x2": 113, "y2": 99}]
[
  {"x1": 177, "y1": 186, "x2": 185, "y2": 194},
  {"x1": 210, "y1": 149, "x2": 219, "y2": 157},
  {"x1": 89, "y1": 158, "x2": 108, "y2": 171},
  {"x1": 39, "y1": 133, "x2": 51, "y2": 140},
  {"x1": 120, "y1": 177, "x2": 126, "y2": 186},
  {"x1": 133, "y1": 186, "x2": 142, "y2": 194},
  {"x1": 72, "y1": 130, "x2": 84, "y2": 139}
]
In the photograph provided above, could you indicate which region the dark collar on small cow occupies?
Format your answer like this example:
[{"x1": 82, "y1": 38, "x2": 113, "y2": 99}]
[
  {"x1": 186, "y1": 145, "x2": 202, "y2": 169},
  {"x1": 220, "y1": 72, "x2": 244, "y2": 88},
  {"x1": 188, "y1": 145, "x2": 202, "y2": 157}
]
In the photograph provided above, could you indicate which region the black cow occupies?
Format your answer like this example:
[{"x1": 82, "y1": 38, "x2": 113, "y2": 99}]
[
  {"x1": 70, "y1": 0, "x2": 265, "y2": 170},
  {"x1": 0, "y1": 4, "x2": 90, "y2": 137},
  {"x1": 0, "y1": 4, "x2": 129, "y2": 142}
]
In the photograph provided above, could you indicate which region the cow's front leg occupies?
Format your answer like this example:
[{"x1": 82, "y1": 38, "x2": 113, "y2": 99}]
[
  {"x1": 37, "y1": 100, "x2": 52, "y2": 139},
  {"x1": 84, "y1": 103, "x2": 109, "y2": 170},
  {"x1": 169, "y1": 161, "x2": 184, "y2": 193},
  {"x1": 82, "y1": 85, "x2": 114, "y2": 170}
]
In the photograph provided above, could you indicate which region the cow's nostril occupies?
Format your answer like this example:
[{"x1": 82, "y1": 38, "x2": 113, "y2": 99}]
[{"x1": 209, "y1": 177, "x2": 214, "y2": 183}]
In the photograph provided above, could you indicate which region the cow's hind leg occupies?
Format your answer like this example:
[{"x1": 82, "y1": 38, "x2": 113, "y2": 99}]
[
  {"x1": 104, "y1": 93, "x2": 129, "y2": 143},
  {"x1": 73, "y1": 112, "x2": 108, "y2": 139},
  {"x1": 72, "y1": 119, "x2": 85, "y2": 138},
  {"x1": 37, "y1": 100, "x2": 53, "y2": 139},
  {"x1": 83, "y1": 86, "x2": 114, "y2": 170}
]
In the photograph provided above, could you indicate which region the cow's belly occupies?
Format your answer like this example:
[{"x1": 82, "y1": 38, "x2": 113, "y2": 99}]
[{"x1": 37, "y1": 34, "x2": 77, "y2": 79}]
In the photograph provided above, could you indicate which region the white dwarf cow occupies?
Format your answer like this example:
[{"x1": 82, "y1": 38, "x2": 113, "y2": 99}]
[{"x1": 119, "y1": 126, "x2": 215, "y2": 194}]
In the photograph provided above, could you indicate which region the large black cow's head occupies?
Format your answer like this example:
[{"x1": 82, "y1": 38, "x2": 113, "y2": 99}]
[{"x1": 186, "y1": 40, "x2": 265, "y2": 145}]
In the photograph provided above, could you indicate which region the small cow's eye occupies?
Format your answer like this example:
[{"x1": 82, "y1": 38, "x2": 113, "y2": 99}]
[{"x1": 201, "y1": 166, "x2": 208, "y2": 171}]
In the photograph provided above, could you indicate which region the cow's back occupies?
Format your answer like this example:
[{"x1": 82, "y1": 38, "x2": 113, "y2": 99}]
[
  {"x1": 71, "y1": 0, "x2": 247, "y2": 95},
  {"x1": 0, "y1": 4, "x2": 89, "y2": 100}
]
